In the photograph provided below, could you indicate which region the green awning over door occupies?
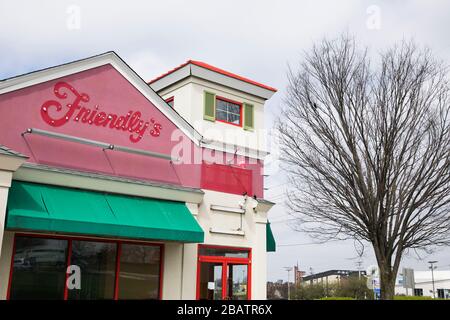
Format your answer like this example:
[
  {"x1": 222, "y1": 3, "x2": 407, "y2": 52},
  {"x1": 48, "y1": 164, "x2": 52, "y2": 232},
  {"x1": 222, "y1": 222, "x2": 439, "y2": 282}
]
[
  {"x1": 6, "y1": 181, "x2": 204, "y2": 243},
  {"x1": 266, "y1": 222, "x2": 276, "y2": 252}
]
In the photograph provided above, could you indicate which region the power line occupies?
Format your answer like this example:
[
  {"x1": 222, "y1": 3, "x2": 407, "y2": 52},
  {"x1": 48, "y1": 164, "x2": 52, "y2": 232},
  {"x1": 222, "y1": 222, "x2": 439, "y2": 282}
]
[
  {"x1": 277, "y1": 239, "x2": 343, "y2": 247},
  {"x1": 270, "y1": 217, "x2": 299, "y2": 224},
  {"x1": 266, "y1": 194, "x2": 288, "y2": 201},
  {"x1": 265, "y1": 192, "x2": 288, "y2": 200},
  {"x1": 264, "y1": 182, "x2": 288, "y2": 190},
  {"x1": 277, "y1": 242, "x2": 329, "y2": 247},
  {"x1": 268, "y1": 213, "x2": 291, "y2": 220}
]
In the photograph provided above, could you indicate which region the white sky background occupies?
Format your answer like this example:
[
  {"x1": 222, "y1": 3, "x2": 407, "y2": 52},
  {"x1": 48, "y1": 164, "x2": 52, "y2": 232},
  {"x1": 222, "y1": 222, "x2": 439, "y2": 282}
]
[{"x1": 1, "y1": 0, "x2": 450, "y2": 281}]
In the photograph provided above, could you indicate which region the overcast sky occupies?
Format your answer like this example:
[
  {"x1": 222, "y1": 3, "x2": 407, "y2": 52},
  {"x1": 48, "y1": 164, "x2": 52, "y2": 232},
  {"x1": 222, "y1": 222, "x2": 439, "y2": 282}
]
[{"x1": 2, "y1": 0, "x2": 450, "y2": 281}]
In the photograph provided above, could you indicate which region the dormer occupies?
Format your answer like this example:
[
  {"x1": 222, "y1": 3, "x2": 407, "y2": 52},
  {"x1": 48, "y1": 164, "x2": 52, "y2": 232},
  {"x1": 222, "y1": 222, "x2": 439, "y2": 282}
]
[{"x1": 148, "y1": 60, "x2": 277, "y2": 158}]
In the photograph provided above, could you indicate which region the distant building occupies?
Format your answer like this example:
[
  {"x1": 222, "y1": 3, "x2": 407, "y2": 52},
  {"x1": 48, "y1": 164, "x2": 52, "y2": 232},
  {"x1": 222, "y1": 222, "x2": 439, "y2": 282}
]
[
  {"x1": 302, "y1": 270, "x2": 366, "y2": 286},
  {"x1": 294, "y1": 264, "x2": 306, "y2": 285},
  {"x1": 267, "y1": 281, "x2": 288, "y2": 299},
  {"x1": 395, "y1": 270, "x2": 450, "y2": 299}
]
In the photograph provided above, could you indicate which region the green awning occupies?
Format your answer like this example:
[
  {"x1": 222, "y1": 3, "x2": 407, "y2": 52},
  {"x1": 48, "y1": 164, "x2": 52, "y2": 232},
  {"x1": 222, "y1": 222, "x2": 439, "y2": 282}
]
[
  {"x1": 266, "y1": 222, "x2": 276, "y2": 252},
  {"x1": 6, "y1": 181, "x2": 204, "y2": 243}
]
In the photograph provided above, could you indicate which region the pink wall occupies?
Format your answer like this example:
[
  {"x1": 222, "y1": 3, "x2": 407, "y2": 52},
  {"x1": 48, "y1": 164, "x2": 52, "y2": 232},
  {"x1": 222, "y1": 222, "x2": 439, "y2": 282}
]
[{"x1": 0, "y1": 65, "x2": 263, "y2": 197}]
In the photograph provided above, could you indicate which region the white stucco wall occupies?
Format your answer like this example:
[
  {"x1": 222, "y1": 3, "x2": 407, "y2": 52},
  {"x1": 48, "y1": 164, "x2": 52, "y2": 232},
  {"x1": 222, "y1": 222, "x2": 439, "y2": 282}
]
[
  {"x1": 162, "y1": 242, "x2": 183, "y2": 299},
  {"x1": 0, "y1": 171, "x2": 11, "y2": 258},
  {"x1": 195, "y1": 189, "x2": 268, "y2": 299},
  {"x1": 0, "y1": 231, "x2": 14, "y2": 299},
  {"x1": 160, "y1": 190, "x2": 270, "y2": 300}
]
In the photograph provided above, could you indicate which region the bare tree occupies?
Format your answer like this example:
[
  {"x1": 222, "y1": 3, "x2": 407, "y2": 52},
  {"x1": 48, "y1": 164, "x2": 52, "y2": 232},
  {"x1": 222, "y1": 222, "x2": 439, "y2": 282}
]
[{"x1": 278, "y1": 35, "x2": 450, "y2": 299}]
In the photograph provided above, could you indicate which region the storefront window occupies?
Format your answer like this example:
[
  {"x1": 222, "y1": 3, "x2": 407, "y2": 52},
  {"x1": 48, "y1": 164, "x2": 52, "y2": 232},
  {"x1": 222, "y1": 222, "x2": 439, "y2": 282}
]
[
  {"x1": 68, "y1": 240, "x2": 117, "y2": 300},
  {"x1": 8, "y1": 235, "x2": 163, "y2": 300},
  {"x1": 118, "y1": 244, "x2": 161, "y2": 299},
  {"x1": 9, "y1": 237, "x2": 68, "y2": 300}
]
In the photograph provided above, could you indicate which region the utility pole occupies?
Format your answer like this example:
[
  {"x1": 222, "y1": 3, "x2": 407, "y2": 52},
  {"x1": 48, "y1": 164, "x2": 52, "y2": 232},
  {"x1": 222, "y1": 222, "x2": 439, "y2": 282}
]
[
  {"x1": 355, "y1": 259, "x2": 363, "y2": 280},
  {"x1": 428, "y1": 261, "x2": 438, "y2": 299},
  {"x1": 284, "y1": 267, "x2": 293, "y2": 300}
]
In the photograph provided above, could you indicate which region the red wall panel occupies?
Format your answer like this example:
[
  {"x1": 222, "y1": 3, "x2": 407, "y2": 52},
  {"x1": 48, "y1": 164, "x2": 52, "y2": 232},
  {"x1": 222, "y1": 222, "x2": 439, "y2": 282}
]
[{"x1": 201, "y1": 162, "x2": 253, "y2": 196}]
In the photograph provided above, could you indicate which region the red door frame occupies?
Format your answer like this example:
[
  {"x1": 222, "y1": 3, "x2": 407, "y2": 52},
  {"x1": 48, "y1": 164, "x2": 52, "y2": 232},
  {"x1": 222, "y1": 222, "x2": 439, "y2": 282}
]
[
  {"x1": 196, "y1": 244, "x2": 252, "y2": 300},
  {"x1": 6, "y1": 232, "x2": 165, "y2": 300}
]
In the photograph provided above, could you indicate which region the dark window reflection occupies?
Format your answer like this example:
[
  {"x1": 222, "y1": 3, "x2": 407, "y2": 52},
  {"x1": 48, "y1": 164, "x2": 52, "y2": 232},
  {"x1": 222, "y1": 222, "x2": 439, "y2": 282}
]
[
  {"x1": 227, "y1": 264, "x2": 248, "y2": 300},
  {"x1": 9, "y1": 237, "x2": 68, "y2": 300},
  {"x1": 9, "y1": 237, "x2": 162, "y2": 300},
  {"x1": 199, "y1": 262, "x2": 223, "y2": 300},
  {"x1": 118, "y1": 244, "x2": 161, "y2": 299},
  {"x1": 68, "y1": 240, "x2": 117, "y2": 300},
  {"x1": 198, "y1": 247, "x2": 249, "y2": 258},
  {"x1": 216, "y1": 98, "x2": 241, "y2": 124}
]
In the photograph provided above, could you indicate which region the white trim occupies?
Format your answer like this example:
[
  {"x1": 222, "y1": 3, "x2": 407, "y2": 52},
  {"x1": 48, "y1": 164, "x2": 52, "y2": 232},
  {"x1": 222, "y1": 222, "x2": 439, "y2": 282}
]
[
  {"x1": 0, "y1": 54, "x2": 110, "y2": 93},
  {"x1": 255, "y1": 199, "x2": 275, "y2": 213},
  {"x1": 189, "y1": 77, "x2": 266, "y2": 105},
  {"x1": 209, "y1": 227, "x2": 245, "y2": 236},
  {"x1": 191, "y1": 65, "x2": 275, "y2": 100},
  {"x1": 185, "y1": 202, "x2": 200, "y2": 216},
  {"x1": 150, "y1": 64, "x2": 191, "y2": 92},
  {"x1": 13, "y1": 164, "x2": 204, "y2": 204},
  {"x1": 210, "y1": 205, "x2": 245, "y2": 214},
  {"x1": 200, "y1": 138, "x2": 269, "y2": 160},
  {"x1": 150, "y1": 62, "x2": 276, "y2": 100},
  {"x1": 0, "y1": 154, "x2": 28, "y2": 172}
]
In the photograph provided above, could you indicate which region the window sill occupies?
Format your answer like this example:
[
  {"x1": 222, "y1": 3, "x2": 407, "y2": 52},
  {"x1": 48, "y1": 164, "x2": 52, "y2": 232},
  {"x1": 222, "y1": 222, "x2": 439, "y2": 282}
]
[
  {"x1": 209, "y1": 227, "x2": 245, "y2": 236},
  {"x1": 210, "y1": 205, "x2": 245, "y2": 214}
]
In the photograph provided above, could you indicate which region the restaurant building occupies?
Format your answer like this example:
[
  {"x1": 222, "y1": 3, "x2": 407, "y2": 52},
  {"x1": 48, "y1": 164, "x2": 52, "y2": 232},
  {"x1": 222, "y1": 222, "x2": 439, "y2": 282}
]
[{"x1": 0, "y1": 52, "x2": 276, "y2": 300}]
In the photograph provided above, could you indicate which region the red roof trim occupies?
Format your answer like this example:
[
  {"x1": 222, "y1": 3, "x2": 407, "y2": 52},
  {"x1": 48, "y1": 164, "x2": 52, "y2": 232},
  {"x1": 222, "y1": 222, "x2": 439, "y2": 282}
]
[
  {"x1": 148, "y1": 60, "x2": 277, "y2": 92},
  {"x1": 147, "y1": 61, "x2": 191, "y2": 85}
]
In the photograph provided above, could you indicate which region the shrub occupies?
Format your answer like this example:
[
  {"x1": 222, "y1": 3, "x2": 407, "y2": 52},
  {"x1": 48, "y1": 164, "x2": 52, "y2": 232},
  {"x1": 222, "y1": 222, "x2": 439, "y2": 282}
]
[
  {"x1": 333, "y1": 277, "x2": 373, "y2": 300},
  {"x1": 293, "y1": 276, "x2": 373, "y2": 300},
  {"x1": 292, "y1": 283, "x2": 327, "y2": 300}
]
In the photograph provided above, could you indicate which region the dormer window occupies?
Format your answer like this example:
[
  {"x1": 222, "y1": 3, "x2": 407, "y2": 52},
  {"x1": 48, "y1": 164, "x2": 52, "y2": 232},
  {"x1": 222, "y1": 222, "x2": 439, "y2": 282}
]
[
  {"x1": 215, "y1": 96, "x2": 242, "y2": 126},
  {"x1": 203, "y1": 91, "x2": 254, "y2": 130}
]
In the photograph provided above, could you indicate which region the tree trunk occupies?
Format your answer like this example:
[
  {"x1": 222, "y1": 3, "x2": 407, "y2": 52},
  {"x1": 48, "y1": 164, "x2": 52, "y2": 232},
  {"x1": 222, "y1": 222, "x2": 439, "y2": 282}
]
[{"x1": 378, "y1": 263, "x2": 396, "y2": 300}]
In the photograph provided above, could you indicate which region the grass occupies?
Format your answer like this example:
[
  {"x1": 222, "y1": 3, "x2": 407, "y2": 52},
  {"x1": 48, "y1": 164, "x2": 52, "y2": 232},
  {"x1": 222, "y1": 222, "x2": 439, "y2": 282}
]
[
  {"x1": 393, "y1": 295, "x2": 446, "y2": 300},
  {"x1": 319, "y1": 297, "x2": 356, "y2": 300},
  {"x1": 316, "y1": 296, "x2": 448, "y2": 300}
]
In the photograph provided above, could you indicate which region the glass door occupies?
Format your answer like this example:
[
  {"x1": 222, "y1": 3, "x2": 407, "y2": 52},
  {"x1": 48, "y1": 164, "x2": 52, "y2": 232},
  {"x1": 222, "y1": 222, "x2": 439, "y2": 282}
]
[
  {"x1": 197, "y1": 246, "x2": 251, "y2": 300},
  {"x1": 198, "y1": 262, "x2": 223, "y2": 300},
  {"x1": 226, "y1": 264, "x2": 248, "y2": 300}
]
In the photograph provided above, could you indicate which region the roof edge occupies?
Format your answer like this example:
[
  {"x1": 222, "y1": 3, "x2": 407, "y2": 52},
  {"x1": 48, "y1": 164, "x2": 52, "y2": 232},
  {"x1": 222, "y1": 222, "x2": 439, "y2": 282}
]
[{"x1": 148, "y1": 60, "x2": 277, "y2": 93}]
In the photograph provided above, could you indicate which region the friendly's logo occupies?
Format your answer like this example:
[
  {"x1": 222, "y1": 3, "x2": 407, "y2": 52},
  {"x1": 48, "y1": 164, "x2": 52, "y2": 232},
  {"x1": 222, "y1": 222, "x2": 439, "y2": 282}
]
[{"x1": 40, "y1": 81, "x2": 162, "y2": 143}]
